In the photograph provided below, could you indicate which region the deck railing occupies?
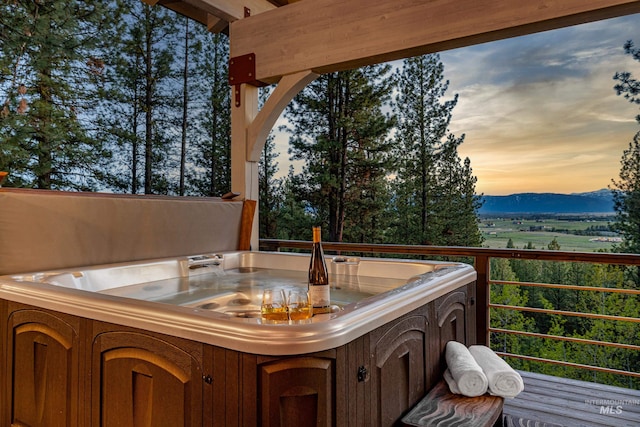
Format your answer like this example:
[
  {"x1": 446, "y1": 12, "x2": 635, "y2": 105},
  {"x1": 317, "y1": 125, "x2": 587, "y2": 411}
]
[{"x1": 259, "y1": 239, "x2": 640, "y2": 386}]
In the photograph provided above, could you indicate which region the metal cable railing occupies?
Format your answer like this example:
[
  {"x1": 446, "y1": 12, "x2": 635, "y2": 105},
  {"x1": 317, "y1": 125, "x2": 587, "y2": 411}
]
[{"x1": 489, "y1": 276, "x2": 640, "y2": 380}]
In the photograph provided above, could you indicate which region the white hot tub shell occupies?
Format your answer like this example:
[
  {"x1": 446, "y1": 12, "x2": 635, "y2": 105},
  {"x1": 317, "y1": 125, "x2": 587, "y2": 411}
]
[{"x1": 0, "y1": 251, "x2": 476, "y2": 355}]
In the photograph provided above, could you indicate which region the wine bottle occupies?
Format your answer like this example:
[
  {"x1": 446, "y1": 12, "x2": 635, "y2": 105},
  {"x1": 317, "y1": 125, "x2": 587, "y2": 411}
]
[{"x1": 308, "y1": 226, "x2": 330, "y2": 312}]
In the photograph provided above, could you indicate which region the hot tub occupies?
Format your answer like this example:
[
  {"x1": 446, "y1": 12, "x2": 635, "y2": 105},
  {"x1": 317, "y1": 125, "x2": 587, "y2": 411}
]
[
  {"x1": 0, "y1": 251, "x2": 475, "y2": 355},
  {"x1": 0, "y1": 190, "x2": 478, "y2": 425}
]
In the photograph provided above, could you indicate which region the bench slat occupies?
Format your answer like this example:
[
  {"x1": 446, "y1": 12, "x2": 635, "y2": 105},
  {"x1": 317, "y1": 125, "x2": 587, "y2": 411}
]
[{"x1": 401, "y1": 380, "x2": 503, "y2": 427}]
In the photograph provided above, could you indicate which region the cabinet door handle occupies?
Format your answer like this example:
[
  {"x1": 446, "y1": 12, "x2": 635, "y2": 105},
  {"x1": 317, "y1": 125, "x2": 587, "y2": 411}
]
[
  {"x1": 357, "y1": 366, "x2": 368, "y2": 382},
  {"x1": 203, "y1": 374, "x2": 213, "y2": 384}
]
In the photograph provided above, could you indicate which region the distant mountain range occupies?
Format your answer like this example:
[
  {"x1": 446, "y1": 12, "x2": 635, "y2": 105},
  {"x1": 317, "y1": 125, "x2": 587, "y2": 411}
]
[{"x1": 479, "y1": 189, "x2": 614, "y2": 215}]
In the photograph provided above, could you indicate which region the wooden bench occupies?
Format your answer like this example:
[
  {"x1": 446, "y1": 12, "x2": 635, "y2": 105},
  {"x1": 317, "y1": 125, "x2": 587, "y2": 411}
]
[{"x1": 401, "y1": 379, "x2": 504, "y2": 427}]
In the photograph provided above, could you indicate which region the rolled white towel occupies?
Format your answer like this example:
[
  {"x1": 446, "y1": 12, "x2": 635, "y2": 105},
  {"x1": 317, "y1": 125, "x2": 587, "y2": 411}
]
[
  {"x1": 445, "y1": 341, "x2": 488, "y2": 397},
  {"x1": 469, "y1": 345, "x2": 524, "y2": 398},
  {"x1": 443, "y1": 369, "x2": 461, "y2": 394}
]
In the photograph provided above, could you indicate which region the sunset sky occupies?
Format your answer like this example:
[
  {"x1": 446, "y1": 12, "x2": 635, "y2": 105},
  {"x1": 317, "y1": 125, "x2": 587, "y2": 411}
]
[
  {"x1": 445, "y1": 12, "x2": 640, "y2": 196},
  {"x1": 273, "y1": 12, "x2": 640, "y2": 196}
]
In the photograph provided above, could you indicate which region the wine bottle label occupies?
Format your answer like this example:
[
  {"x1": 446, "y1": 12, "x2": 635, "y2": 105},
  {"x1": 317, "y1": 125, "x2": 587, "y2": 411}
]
[{"x1": 309, "y1": 285, "x2": 330, "y2": 307}]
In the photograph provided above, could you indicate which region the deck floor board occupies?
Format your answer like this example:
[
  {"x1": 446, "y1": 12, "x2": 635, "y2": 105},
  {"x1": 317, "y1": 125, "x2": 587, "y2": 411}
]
[{"x1": 503, "y1": 371, "x2": 640, "y2": 427}]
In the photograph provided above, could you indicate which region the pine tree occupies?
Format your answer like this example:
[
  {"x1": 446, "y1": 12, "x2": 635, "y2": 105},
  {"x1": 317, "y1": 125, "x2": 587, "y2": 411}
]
[
  {"x1": 285, "y1": 66, "x2": 395, "y2": 242},
  {"x1": 96, "y1": 0, "x2": 142, "y2": 192},
  {"x1": 612, "y1": 40, "x2": 640, "y2": 254},
  {"x1": 0, "y1": 0, "x2": 112, "y2": 189},
  {"x1": 276, "y1": 168, "x2": 315, "y2": 240},
  {"x1": 258, "y1": 86, "x2": 282, "y2": 238},
  {"x1": 547, "y1": 237, "x2": 561, "y2": 250},
  {"x1": 186, "y1": 31, "x2": 231, "y2": 197},
  {"x1": 391, "y1": 54, "x2": 482, "y2": 246},
  {"x1": 435, "y1": 138, "x2": 483, "y2": 246},
  {"x1": 97, "y1": 0, "x2": 179, "y2": 194},
  {"x1": 178, "y1": 17, "x2": 191, "y2": 196}
]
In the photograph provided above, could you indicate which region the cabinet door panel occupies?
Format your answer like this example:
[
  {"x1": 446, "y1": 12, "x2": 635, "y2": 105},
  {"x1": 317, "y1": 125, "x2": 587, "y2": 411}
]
[
  {"x1": 370, "y1": 315, "x2": 428, "y2": 427},
  {"x1": 431, "y1": 289, "x2": 469, "y2": 383},
  {"x1": 6, "y1": 307, "x2": 82, "y2": 427},
  {"x1": 260, "y1": 357, "x2": 333, "y2": 427},
  {"x1": 92, "y1": 330, "x2": 202, "y2": 427},
  {"x1": 436, "y1": 291, "x2": 468, "y2": 349}
]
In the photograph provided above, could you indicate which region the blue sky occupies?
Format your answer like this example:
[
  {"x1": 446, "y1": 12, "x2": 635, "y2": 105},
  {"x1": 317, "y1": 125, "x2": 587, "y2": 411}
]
[{"x1": 273, "y1": 12, "x2": 640, "y2": 196}]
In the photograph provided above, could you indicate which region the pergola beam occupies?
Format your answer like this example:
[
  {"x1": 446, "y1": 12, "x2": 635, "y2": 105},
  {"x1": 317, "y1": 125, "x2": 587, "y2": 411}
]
[
  {"x1": 230, "y1": 0, "x2": 640, "y2": 83},
  {"x1": 146, "y1": 0, "x2": 277, "y2": 30},
  {"x1": 180, "y1": 0, "x2": 276, "y2": 22}
]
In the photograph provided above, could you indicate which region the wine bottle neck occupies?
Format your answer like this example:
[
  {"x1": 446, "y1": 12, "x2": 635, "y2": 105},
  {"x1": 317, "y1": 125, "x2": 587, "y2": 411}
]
[{"x1": 312, "y1": 226, "x2": 321, "y2": 243}]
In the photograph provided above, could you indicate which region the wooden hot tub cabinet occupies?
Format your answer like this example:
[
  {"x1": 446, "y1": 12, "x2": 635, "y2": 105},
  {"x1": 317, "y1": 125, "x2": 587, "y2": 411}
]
[{"x1": 0, "y1": 281, "x2": 475, "y2": 427}]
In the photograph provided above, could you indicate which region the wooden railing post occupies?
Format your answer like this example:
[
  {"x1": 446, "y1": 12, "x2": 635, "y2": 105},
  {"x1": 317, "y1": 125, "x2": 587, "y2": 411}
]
[{"x1": 474, "y1": 254, "x2": 490, "y2": 346}]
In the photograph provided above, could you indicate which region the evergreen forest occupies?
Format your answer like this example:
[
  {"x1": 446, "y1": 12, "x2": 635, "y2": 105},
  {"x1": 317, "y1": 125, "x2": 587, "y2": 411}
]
[{"x1": 1, "y1": 1, "x2": 639, "y2": 390}]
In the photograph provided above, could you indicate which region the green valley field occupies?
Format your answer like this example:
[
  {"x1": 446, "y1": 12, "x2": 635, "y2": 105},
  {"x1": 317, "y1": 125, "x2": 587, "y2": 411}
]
[{"x1": 479, "y1": 216, "x2": 620, "y2": 252}]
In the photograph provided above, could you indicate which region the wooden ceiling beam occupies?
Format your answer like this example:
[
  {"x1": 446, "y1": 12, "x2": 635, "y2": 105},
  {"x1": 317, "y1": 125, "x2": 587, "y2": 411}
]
[
  {"x1": 230, "y1": 0, "x2": 640, "y2": 83},
  {"x1": 207, "y1": 14, "x2": 228, "y2": 33},
  {"x1": 155, "y1": 1, "x2": 210, "y2": 26},
  {"x1": 147, "y1": 0, "x2": 277, "y2": 31},
  {"x1": 181, "y1": 0, "x2": 276, "y2": 22}
]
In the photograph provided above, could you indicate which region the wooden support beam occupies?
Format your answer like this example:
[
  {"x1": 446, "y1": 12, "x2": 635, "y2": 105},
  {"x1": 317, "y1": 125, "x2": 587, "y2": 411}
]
[
  {"x1": 207, "y1": 14, "x2": 228, "y2": 33},
  {"x1": 246, "y1": 70, "x2": 318, "y2": 161},
  {"x1": 182, "y1": 0, "x2": 275, "y2": 22},
  {"x1": 230, "y1": 84, "x2": 260, "y2": 249},
  {"x1": 238, "y1": 199, "x2": 257, "y2": 251},
  {"x1": 475, "y1": 255, "x2": 490, "y2": 347},
  {"x1": 230, "y1": 0, "x2": 640, "y2": 82},
  {"x1": 158, "y1": 1, "x2": 210, "y2": 26},
  {"x1": 147, "y1": 0, "x2": 277, "y2": 31}
]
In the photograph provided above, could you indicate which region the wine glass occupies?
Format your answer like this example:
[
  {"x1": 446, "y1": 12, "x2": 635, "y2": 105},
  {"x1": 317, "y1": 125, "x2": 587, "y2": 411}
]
[
  {"x1": 261, "y1": 289, "x2": 288, "y2": 322},
  {"x1": 287, "y1": 289, "x2": 312, "y2": 321}
]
